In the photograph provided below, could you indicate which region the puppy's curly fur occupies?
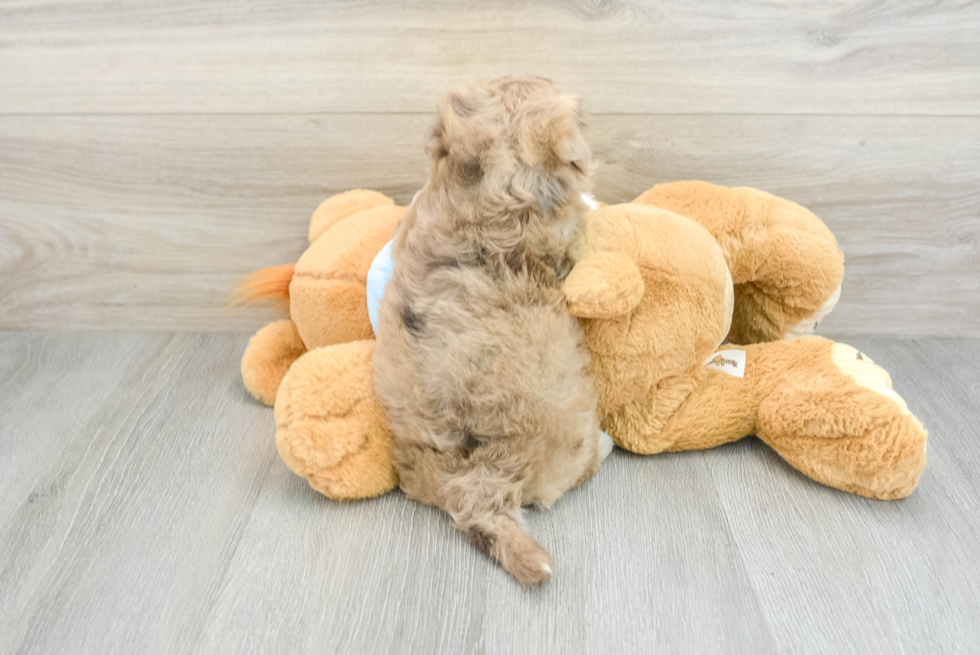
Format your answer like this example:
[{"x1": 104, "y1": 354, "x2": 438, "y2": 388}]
[{"x1": 373, "y1": 76, "x2": 610, "y2": 585}]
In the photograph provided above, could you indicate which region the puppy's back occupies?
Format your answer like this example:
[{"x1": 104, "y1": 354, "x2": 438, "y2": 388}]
[{"x1": 374, "y1": 75, "x2": 601, "y2": 585}]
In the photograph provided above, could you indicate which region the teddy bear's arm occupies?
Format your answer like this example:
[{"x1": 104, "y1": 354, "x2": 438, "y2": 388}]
[
  {"x1": 241, "y1": 319, "x2": 307, "y2": 406},
  {"x1": 563, "y1": 251, "x2": 644, "y2": 319}
]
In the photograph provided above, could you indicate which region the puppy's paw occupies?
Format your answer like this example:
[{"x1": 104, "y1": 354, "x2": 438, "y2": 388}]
[
  {"x1": 598, "y1": 430, "x2": 615, "y2": 463},
  {"x1": 481, "y1": 518, "x2": 555, "y2": 586},
  {"x1": 506, "y1": 543, "x2": 554, "y2": 586}
]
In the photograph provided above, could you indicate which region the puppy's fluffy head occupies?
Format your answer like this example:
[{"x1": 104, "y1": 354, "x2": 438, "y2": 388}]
[{"x1": 426, "y1": 75, "x2": 594, "y2": 221}]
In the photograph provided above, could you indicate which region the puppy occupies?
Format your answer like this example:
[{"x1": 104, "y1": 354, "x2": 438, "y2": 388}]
[{"x1": 373, "y1": 76, "x2": 611, "y2": 585}]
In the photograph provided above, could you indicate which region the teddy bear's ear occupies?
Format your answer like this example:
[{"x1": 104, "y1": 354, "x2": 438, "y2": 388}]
[{"x1": 563, "y1": 251, "x2": 644, "y2": 319}]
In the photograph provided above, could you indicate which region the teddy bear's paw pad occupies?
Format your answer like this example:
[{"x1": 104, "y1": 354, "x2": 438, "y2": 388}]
[
  {"x1": 273, "y1": 342, "x2": 399, "y2": 500},
  {"x1": 277, "y1": 409, "x2": 371, "y2": 473},
  {"x1": 831, "y1": 342, "x2": 909, "y2": 415},
  {"x1": 786, "y1": 284, "x2": 842, "y2": 340},
  {"x1": 277, "y1": 415, "x2": 397, "y2": 501},
  {"x1": 274, "y1": 342, "x2": 390, "y2": 473}
]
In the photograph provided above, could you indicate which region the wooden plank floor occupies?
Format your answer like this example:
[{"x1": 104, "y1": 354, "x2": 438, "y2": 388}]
[{"x1": 1, "y1": 331, "x2": 978, "y2": 654}]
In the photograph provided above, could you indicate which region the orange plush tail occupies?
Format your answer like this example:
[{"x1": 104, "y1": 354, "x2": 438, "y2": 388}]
[{"x1": 231, "y1": 263, "x2": 296, "y2": 313}]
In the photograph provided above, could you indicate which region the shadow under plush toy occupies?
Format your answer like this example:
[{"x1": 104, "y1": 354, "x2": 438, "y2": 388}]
[{"x1": 236, "y1": 181, "x2": 927, "y2": 502}]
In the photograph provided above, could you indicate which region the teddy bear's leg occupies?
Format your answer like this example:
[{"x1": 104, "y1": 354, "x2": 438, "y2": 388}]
[
  {"x1": 731, "y1": 279, "x2": 843, "y2": 344},
  {"x1": 291, "y1": 202, "x2": 404, "y2": 350},
  {"x1": 241, "y1": 319, "x2": 307, "y2": 406},
  {"x1": 274, "y1": 340, "x2": 398, "y2": 500},
  {"x1": 607, "y1": 339, "x2": 855, "y2": 457},
  {"x1": 603, "y1": 365, "x2": 761, "y2": 454},
  {"x1": 782, "y1": 284, "x2": 842, "y2": 339},
  {"x1": 724, "y1": 233, "x2": 844, "y2": 344},
  {"x1": 756, "y1": 340, "x2": 927, "y2": 500},
  {"x1": 636, "y1": 181, "x2": 845, "y2": 344}
]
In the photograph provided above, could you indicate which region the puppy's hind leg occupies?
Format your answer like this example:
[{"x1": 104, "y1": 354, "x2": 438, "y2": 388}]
[{"x1": 570, "y1": 429, "x2": 615, "y2": 490}]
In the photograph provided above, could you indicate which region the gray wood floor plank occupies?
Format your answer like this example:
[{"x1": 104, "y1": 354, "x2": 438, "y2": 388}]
[
  {"x1": 0, "y1": 332, "x2": 277, "y2": 655},
  {"x1": 0, "y1": 332, "x2": 175, "y2": 640},
  {"x1": 191, "y1": 472, "x2": 488, "y2": 655},
  {"x1": 2, "y1": 115, "x2": 977, "y2": 336},
  {"x1": 2, "y1": 0, "x2": 978, "y2": 115},
  {"x1": 479, "y1": 451, "x2": 777, "y2": 654},
  {"x1": 1, "y1": 332, "x2": 978, "y2": 654},
  {"x1": 843, "y1": 339, "x2": 980, "y2": 520},
  {"x1": 709, "y1": 439, "x2": 980, "y2": 654},
  {"x1": 194, "y1": 446, "x2": 775, "y2": 655},
  {"x1": 0, "y1": 332, "x2": 169, "y2": 518},
  {"x1": 707, "y1": 337, "x2": 980, "y2": 654}
]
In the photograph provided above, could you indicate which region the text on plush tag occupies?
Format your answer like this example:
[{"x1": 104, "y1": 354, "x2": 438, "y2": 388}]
[{"x1": 704, "y1": 349, "x2": 746, "y2": 379}]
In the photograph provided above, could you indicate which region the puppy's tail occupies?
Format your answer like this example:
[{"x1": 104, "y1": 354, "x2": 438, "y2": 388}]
[
  {"x1": 230, "y1": 263, "x2": 296, "y2": 313},
  {"x1": 464, "y1": 512, "x2": 554, "y2": 585}
]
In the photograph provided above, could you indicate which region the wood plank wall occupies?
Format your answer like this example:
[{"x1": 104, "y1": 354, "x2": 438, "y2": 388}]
[{"x1": 1, "y1": 1, "x2": 978, "y2": 336}]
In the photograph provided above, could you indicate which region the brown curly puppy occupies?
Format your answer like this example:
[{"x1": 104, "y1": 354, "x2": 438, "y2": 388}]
[{"x1": 374, "y1": 76, "x2": 611, "y2": 585}]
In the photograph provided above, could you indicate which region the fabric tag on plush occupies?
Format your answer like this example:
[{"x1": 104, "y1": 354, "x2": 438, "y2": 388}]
[{"x1": 705, "y1": 349, "x2": 746, "y2": 378}]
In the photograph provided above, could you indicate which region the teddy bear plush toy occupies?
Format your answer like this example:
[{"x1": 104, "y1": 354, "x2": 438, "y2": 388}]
[{"x1": 236, "y1": 181, "x2": 927, "y2": 502}]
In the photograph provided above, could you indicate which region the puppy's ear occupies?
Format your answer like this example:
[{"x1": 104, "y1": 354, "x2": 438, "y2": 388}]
[
  {"x1": 563, "y1": 251, "x2": 644, "y2": 319},
  {"x1": 427, "y1": 83, "x2": 495, "y2": 164},
  {"x1": 553, "y1": 97, "x2": 594, "y2": 176},
  {"x1": 427, "y1": 117, "x2": 450, "y2": 162}
]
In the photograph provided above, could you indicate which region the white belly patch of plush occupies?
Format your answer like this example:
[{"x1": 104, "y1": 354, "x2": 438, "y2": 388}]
[{"x1": 366, "y1": 240, "x2": 393, "y2": 336}]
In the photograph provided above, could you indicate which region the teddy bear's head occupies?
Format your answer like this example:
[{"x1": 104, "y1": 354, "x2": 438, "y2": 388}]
[
  {"x1": 290, "y1": 190, "x2": 404, "y2": 350},
  {"x1": 563, "y1": 204, "x2": 734, "y2": 417}
]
